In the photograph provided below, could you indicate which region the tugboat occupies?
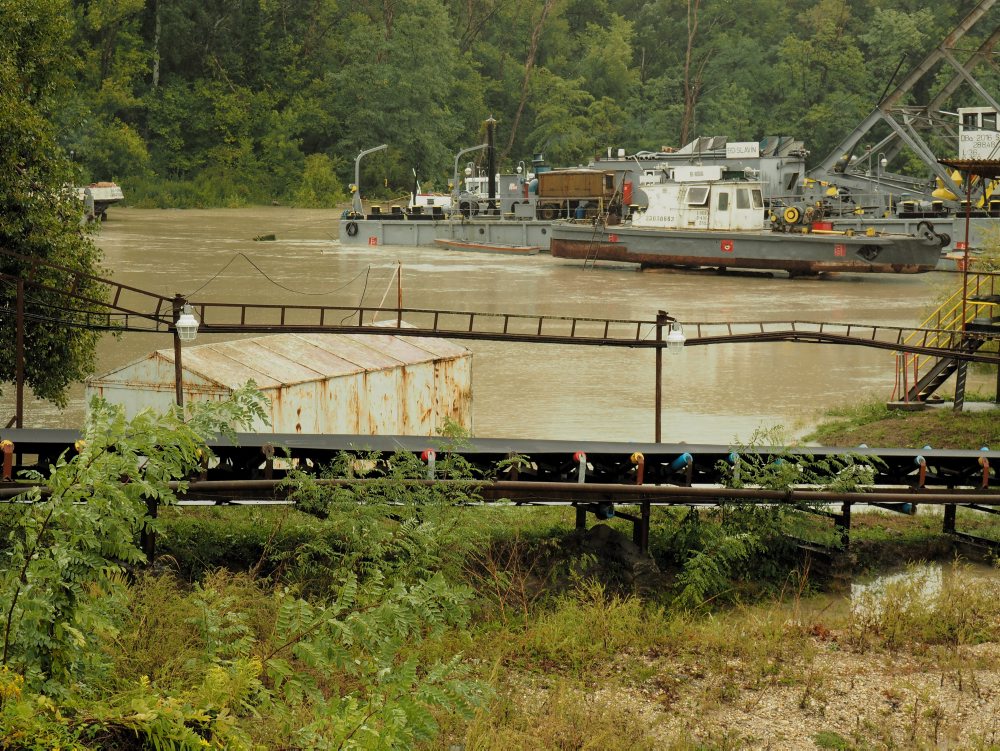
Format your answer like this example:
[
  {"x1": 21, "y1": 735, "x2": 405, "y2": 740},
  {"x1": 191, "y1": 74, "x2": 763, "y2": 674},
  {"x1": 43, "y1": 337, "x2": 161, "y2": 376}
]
[{"x1": 549, "y1": 165, "x2": 949, "y2": 276}]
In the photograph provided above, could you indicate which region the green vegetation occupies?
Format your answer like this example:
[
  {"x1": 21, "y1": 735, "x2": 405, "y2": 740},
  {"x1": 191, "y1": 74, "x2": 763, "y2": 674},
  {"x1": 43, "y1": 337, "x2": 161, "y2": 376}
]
[
  {"x1": 4, "y1": 394, "x2": 1000, "y2": 748},
  {"x1": 5, "y1": 0, "x2": 993, "y2": 208},
  {"x1": 0, "y1": 0, "x2": 110, "y2": 406},
  {"x1": 0, "y1": 392, "x2": 488, "y2": 749},
  {"x1": 972, "y1": 225, "x2": 1000, "y2": 272},
  {"x1": 805, "y1": 396, "x2": 999, "y2": 449}
]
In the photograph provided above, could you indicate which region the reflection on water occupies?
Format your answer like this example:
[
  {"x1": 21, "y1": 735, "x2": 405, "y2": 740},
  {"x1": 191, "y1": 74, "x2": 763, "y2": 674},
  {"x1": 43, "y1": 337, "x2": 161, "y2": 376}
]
[
  {"x1": 8, "y1": 207, "x2": 990, "y2": 443},
  {"x1": 793, "y1": 559, "x2": 1000, "y2": 622},
  {"x1": 851, "y1": 559, "x2": 1000, "y2": 602}
]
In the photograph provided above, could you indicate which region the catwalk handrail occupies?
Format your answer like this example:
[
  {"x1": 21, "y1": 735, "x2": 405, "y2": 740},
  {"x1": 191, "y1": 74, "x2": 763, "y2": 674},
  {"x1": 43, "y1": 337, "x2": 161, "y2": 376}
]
[{"x1": 2, "y1": 247, "x2": 998, "y2": 361}]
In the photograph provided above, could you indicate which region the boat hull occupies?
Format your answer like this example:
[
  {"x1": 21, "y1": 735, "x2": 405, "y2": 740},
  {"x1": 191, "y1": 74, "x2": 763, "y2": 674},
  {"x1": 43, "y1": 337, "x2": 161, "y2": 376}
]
[
  {"x1": 549, "y1": 224, "x2": 943, "y2": 274},
  {"x1": 339, "y1": 217, "x2": 554, "y2": 248}
]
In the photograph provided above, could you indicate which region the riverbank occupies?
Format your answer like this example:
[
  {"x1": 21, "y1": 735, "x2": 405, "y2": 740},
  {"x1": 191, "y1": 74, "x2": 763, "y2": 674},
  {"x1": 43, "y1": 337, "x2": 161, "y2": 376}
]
[
  {"x1": 804, "y1": 396, "x2": 999, "y2": 449},
  {"x1": 459, "y1": 559, "x2": 1000, "y2": 750},
  {"x1": 137, "y1": 495, "x2": 1000, "y2": 750},
  {"x1": 4, "y1": 396, "x2": 999, "y2": 749},
  {"x1": 454, "y1": 401, "x2": 1000, "y2": 749}
]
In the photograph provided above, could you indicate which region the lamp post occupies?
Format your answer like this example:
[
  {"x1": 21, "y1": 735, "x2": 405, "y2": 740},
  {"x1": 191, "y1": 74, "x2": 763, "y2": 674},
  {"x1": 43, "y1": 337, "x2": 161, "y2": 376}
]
[
  {"x1": 350, "y1": 144, "x2": 388, "y2": 217},
  {"x1": 171, "y1": 294, "x2": 199, "y2": 409},
  {"x1": 451, "y1": 143, "x2": 488, "y2": 213},
  {"x1": 876, "y1": 153, "x2": 887, "y2": 196},
  {"x1": 654, "y1": 311, "x2": 686, "y2": 442}
]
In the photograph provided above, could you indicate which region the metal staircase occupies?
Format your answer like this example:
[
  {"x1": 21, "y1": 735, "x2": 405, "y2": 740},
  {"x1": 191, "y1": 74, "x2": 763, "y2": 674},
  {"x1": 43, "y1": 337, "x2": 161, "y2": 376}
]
[{"x1": 893, "y1": 270, "x2": 1000, "y2": 404}]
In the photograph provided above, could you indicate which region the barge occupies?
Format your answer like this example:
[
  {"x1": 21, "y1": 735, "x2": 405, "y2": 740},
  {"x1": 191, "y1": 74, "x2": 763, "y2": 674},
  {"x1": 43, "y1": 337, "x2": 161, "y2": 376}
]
[{"x1": 549, "y1": 165, "x2": 948, "y2": 276}]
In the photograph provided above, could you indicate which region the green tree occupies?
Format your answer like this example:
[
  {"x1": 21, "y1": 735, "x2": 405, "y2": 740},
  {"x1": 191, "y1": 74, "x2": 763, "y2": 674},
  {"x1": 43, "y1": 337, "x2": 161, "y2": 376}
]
[
  {"x1": 771, "y1": 0, "x2": 872, "y2": 161},
  {"x1": 526, "y1": 69, "x2": 597, "y2": 165},
  {"x1": 857, "y1": 7, "x2": 934, "y2": 98},
  {"x1": 330, "y1": 0, "x2": 467, "y2": 189},
  {"x1": 700, "y1": 82, "x2": 756, "y2": 141},
  {"x1": 57, "y1": 0, "x2": 152, "y2": 182},
  {"x1": 574, "y1": 15, "x2": 638, "y2": 103},
  {"x1": 28, "y1": 0, "x2": 990, "y2": 203},
  {"x1": 0, "y1": 0, "x2": 109, "y2": 408},
  {"x1": 294, "y1": 153, "x2": 347, "y2": 207}
]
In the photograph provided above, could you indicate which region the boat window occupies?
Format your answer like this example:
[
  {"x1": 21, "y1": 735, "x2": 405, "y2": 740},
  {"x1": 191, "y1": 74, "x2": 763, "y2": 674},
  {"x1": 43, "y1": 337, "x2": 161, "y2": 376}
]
[
  {"x1": 717, "y1": 191, "x2": 729, "y2": 211},
  {"x1": 751, "y1": 189, "x2": 764, "y2": 208},
  {"x1": 736, "y1": 189, "x2": 750, "y2": 209},
  {"x1": 785, "y1": 172, "x2": 799, "y2": 191},
  {"x1": 983, "y1": 112, "x2": 997, "y2": 131},
  {"x1": 963, "y1": 112, "x2": 979, "y2": 130},
  {"x1": 686, "y1": 186, "x2": 709, "y2": 205}
]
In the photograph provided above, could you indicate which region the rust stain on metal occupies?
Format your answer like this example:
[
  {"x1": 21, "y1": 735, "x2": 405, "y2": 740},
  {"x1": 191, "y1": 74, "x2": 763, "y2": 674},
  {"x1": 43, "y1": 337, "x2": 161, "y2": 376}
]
[{"x1": 85, "y1": 325, "x2": 472, "y2": 436}]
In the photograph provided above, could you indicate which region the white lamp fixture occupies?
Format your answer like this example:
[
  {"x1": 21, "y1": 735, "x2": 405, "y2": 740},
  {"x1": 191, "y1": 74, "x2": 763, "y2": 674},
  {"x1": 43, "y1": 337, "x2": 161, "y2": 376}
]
[
  {"x1": 175, "y1": 303, "x2": 199, "y2": 341},
  {"x1": 665, "y1": 321, "x2": 686, "y2": 354}
]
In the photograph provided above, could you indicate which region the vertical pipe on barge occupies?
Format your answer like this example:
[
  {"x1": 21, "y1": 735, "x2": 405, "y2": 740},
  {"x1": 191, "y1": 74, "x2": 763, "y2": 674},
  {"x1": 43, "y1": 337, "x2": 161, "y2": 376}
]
[{"x1": 486, "y1": 116, "x2": 497, "y2": 212}]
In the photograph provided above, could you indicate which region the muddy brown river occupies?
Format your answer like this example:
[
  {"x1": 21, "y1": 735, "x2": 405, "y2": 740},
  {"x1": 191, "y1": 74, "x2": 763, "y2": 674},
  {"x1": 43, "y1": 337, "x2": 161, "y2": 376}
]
[{"x1": 9, "y1": 207, "x2": 987, "y2": 443}]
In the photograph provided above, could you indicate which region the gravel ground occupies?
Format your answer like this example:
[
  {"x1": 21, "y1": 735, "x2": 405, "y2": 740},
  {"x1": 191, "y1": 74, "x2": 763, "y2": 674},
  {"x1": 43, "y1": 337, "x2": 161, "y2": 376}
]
[
  {"x1": 514, "y1": 637, "x2": 1000, "y2": 749},
  {"x1": 651, "y1": 641, "x2": 1000, "y2": 749}
]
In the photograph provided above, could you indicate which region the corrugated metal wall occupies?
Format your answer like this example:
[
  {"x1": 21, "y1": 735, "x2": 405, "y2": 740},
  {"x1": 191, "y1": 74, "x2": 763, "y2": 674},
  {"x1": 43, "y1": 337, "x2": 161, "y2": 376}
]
[{"x1": 85, "y1": 330, "x2": 472, "y2": 436}]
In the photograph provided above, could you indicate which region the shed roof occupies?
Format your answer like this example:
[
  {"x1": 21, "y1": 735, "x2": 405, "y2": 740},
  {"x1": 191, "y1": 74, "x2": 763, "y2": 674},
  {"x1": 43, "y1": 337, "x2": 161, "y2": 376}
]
[
  {"x1": 91, "y1": 323, "x2": 470, "y2": 390},
  {"x1": 937, "y1": 158, "x2": 1000, "y2": 179}
]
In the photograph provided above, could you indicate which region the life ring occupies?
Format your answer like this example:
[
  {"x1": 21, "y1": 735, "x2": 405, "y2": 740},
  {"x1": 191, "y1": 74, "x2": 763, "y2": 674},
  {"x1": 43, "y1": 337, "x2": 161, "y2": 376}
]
[{"x1": 345, "y1": 221, "x2": 359, "y2": 237}]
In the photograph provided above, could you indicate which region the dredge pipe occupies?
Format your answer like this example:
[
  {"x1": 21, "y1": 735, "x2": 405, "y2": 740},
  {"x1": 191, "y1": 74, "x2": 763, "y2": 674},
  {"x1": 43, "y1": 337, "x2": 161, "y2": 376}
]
[{"x1": 1, "y1": 479, "x2": 999, "y2": 505}]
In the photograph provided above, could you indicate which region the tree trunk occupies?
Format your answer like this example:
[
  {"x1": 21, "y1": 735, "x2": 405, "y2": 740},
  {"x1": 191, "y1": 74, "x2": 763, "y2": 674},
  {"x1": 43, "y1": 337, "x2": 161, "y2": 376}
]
[
  {"x1": 679, "y1": 0, "x2": 701, "y2": 146},
  {"x1": 503, "y1": 0, "x2": 556, "y2": 162},
  {"x1": 152, "y1": 0, "x2": 160, "y2": 88}
]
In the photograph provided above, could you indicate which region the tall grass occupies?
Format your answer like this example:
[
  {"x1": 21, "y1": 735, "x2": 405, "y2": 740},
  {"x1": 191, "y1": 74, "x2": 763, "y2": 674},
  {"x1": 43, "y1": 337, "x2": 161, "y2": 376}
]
[{"x1": 848, "y1": 560, "x2": 1000, "y2": 648}]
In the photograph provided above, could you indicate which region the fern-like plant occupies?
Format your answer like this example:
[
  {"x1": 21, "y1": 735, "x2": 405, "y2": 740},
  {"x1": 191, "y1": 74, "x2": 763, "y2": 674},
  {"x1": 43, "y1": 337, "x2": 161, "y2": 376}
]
[
  {"x1": 667, "y1": 426, "x2": 882, "y2": 609},
  {"x1": 0, "y1": 384, "x2": 267, "y2": 693}
]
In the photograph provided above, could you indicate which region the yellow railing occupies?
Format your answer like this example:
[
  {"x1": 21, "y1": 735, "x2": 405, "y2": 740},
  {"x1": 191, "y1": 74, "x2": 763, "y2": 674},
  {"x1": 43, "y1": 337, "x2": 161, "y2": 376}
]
[{"x1": 894, "y1": 271, "x2": 1000, "y2": 401}]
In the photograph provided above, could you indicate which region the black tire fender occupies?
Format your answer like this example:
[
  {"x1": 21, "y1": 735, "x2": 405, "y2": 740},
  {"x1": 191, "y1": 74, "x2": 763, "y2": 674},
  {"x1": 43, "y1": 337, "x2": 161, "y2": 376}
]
[
  {"x1": 345, "y1": 221, "x2": 359, "y2": 237},
  {"x1": 916, "y1": 220, "x2": 935, "y2": 241}
]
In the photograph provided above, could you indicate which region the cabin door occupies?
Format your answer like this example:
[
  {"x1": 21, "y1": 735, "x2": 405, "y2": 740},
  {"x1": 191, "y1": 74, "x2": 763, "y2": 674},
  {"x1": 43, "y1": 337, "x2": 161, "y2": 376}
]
[{"x1": 710, "y1": 189, "x2": 733, "y2": 230}]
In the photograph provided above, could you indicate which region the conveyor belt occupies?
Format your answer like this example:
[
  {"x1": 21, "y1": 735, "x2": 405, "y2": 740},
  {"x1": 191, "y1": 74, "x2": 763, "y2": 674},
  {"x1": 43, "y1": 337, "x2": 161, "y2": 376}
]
[{"x1": 3, "y1": 429, "x2": 995, "y2": 489}]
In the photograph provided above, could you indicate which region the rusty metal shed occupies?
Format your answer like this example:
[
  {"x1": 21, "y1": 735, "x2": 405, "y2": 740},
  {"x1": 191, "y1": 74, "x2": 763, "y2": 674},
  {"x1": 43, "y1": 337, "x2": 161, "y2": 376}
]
[{"x1": 85, "y1": 325, "x2": 472, "y2": 435}]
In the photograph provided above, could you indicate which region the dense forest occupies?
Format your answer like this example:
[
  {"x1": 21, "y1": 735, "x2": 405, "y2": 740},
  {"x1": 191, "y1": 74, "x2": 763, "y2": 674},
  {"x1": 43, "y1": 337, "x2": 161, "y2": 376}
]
[{"x1": 17, "y1": 0, "x2": 1000, "y2": 205}]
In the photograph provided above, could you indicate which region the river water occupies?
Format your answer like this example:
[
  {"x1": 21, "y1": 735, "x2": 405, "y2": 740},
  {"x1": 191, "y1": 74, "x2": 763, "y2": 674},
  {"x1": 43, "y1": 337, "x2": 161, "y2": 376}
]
[{"x1": 13, "y1": 207, "x2": 986, "y2": 444}]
